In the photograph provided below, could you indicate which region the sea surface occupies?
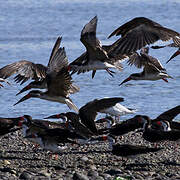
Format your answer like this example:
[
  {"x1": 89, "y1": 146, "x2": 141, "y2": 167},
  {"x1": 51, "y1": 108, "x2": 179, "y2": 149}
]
[{"x1": 0, "y1": 0, "x2": 179, "y2": 121}]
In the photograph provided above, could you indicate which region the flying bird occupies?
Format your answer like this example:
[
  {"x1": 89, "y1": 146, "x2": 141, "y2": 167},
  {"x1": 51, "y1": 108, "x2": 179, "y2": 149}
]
[
  {"x1": 69, "y1": 16, "x2": 127, "y2": 78},
  {"x1": 0, "y1": 37, "x2": 79, "y2": 95},
  {"x1": 108, "y1": 17, "x2": 179, "y2": 55},
  {"x1": 14, "y1": 46, "x2": 79, "y2": 113},
  {"x1": 151, "y1": 36, "x2": 180, "y2": 63},
  {"x1": 44, "y1": 97, "x2": 126, "y2": 134},
  {"x1": 119, "y1": 47, "x2": 172, "y2": 85}
]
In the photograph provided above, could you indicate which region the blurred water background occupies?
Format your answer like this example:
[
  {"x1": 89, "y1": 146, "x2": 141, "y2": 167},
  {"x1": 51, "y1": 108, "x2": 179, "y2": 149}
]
[{"x1": 0, "y1": 0, "x2": 179, "y2": 121}]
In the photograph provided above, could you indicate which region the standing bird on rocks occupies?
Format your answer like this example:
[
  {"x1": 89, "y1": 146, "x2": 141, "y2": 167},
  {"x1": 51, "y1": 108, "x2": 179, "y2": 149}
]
[
  {"x1": 44, "y1": 97, "x2": 131, "y2": 134},
  {"x1": 109, "y1": 115, "x2": 147, "y2": 137},
  {"x1": 0, "y1": 117, "x2": 24, "y2": 137},
  {"x1": 151, "y1": 105, "x2": 180, "y2": 130},
  {"x1": 152, "y1": 36, "x2": 180, "y2": 63},
  {"x1": 119, "y1": 47, "x2": 172, "y2": 85},
  {"x1": 24, "y1": 128, "x2": 85, "y2": 154},
  {"x1": 108, "y1": 17, "x2": 179, "y2": 55},
  {"x1": 140, "y1": 116, "x2": 180, "y2": 144},
  {"x1": 0, "y1": 37, "x2": 79, "y2": 96},
  {"x1": 14, "y1": 45, "x2": 79, "y2": 113},
  {"x1": 69, "y1": 16, "x2": 127, "y2": 78}
]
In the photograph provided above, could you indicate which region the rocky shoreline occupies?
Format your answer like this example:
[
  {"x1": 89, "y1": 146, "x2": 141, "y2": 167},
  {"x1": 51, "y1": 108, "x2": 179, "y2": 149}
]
[{"x1": 0, "y1": 129, "x2": 180, "y2": 179}]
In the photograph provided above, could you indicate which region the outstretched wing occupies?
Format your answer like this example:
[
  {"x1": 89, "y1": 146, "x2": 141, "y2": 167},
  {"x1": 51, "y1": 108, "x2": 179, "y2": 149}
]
[
  {"x1": 0, "y1": 60, "x2": 47, "y2": 84},
  {"x1": 47, "y1": 37, "x2": 62, "y2": 68},
  {"x1": 155, "y1": 105, "x2": 180, "y2": 122},
  {"x1": 79, "y1": 97, "x2": 124, "y2": 133},
  {"x1": 108, "y1": 17, "x2": 179, "y2": 55},
  {"x1": 128, "y1": 47, "x2": 165, "y2": 71},
  {"x1": 80, "y1": 16, "x2": 108, "y2": 61},
  {"x1": 47, "y1": 47, "x2": 71, "y2": 97}
]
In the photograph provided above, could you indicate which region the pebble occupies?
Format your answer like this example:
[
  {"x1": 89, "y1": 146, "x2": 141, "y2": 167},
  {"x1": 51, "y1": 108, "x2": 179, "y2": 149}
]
[
  {"x1": 0, "y1": 129, "x2": 180, "y2": 179},
  {"x1": 19, "y1": 171, "x2": 32, "y2": 179},
  {"x1": 73, "y1": 172, "x2": 89, "y2": 180}
]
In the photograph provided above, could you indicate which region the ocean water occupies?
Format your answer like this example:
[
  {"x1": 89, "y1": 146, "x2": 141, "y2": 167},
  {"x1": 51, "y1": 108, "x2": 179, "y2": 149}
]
[{"x1": 0, "y1": 0, "x2": 179, "y2": 121}]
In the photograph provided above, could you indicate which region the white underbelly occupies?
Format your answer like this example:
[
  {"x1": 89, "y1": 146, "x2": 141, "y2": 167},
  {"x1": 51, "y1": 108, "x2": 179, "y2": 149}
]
[
  {"x1": 41, "y1": 96, "x2": 67, "y2": 104},
  {"x1": 72, "y1": 61, "x2": 116, "y2": 71},
  {"x1": 143, "y1": 73, "x2": 168, "y2": 80},
  {"x1": 100, "y1": 103, "x2": 135, "y2": 116},
  {"x1": 42, "y1": 142, "x2": 67, "y2": 153}
]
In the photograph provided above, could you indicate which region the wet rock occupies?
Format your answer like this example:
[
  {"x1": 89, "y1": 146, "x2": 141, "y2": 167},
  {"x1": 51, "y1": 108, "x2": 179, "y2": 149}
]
[
  {"x1": 19, "y1": 171, "x2": 32, "y2": 179},
  {"x1": 100, "y1": 173, "x2": 112, "y2": 180},
  {"x1": 105, "y1": 168, "x2": 122, "y2": 176},
  {"x1": 73, "y1": 172, "x2": 89, "y2": 180}
]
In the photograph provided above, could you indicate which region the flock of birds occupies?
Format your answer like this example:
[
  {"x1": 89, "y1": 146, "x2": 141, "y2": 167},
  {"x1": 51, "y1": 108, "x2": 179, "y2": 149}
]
[{"x1": 0, "y1": 16, "x2": 180, "y2": 159}]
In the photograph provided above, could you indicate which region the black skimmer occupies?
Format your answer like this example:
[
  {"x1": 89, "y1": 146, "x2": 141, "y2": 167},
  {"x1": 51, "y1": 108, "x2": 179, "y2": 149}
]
[
  {"x1": 0, "y1": 117, "x2": 23, "y2": 137},
  {"x1": 151, "y1": 105, "x2": 180, "y2": 131},
  {"x1": 152, "y1": 36, "x2": 180, "y2": 63},
  {"x1": 112, "y1": 144, "x2": 163, "y2": 157},
  {"x1": 46, "y1": 112, "x2": 95, "y2": 139},
  {"x1": 119, "y1": 47, "x2": 172, "y2": 85},
  {"x1": 108, "y1": 17, "x2": 179, "y2": 55},
  {"x1": 14, "y1": 47, "x2": 79, "y2": 113},
  {"x1": 152, "y1": 105, "x2": 180, "y2": 122},
  {"x1": 0, "y1": 37, "x2": 79, "y2": 95},
  {"x1": 109, "y1": 115, "x2": 147, "y2": 136},
  {"x1": 141, "y1": 117, "x2": 180, "y2": 143},
  {"x1": 24, "y1": 128, "x2": 84, "y2": 153},
  {"x1": 69, "y1": 16, "x2": 127, "y2": 78},
  {"x1": 44, "y1": 97, "x2": 133, "y2": 134},
  {"x1": 18, "y1": 115, "x2": 71, "y2": 139}
]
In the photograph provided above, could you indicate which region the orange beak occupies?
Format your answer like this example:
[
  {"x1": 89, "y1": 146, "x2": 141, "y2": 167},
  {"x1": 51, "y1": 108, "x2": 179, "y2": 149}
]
[
  {"x1": 162, "y1": 78, "x2": 168, "y2": 83},
  {"x1": 119, "y1": 77, "x2": 132, "y2": 86},
  {"x1": 14, "y1": 93, "x2": 31, "y2": 106},
  {"x1": 16, "y1": 85, "x2": 31, "y2": 96},
  {"x1": 166, "y1": 49, "x2": 180, "y2": 63},
  {"x1": 44, "y1": 114, "x2": 62, "y2": 119}
]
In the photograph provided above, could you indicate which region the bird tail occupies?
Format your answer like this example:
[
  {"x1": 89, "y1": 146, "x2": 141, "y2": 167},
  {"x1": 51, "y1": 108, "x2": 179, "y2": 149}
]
[{"x1": 65, "y1": 98, "x2": 79, "y2": 113}]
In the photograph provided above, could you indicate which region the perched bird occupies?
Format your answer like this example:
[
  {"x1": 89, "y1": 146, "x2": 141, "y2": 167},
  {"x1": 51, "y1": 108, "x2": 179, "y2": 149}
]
[
  {"x1": 0, "y1": 37, "x2": 79, "y2": 95},
  {"x1": 152, "y1": 36, "x2": 180, "y2": 63},
  {"x1": 151, "y1": 105, "x2": 180, "y2": 130},
  {"x1": 44, "y1": 97, "x2": 127, "y2": 134},
  {"x1": 112, "y1": 144, "x2": 163, "y2": 157},
  {"x1": 119, "y1": 47, "x2": 172, "y2": 85},
  {"x1": 14, "y1": 46, "x2": 79, "y2": 113},
  {"x1": 0, "y1": 117, "x2": 23, "y2": 137},
  {"x1": 24, "y1": 128, "x2": 83, "y2": 153},
  {"x1": 69, "y1": 16, "x2": 127, "y2": 78},
  {"x1": 141, "y1": 116, "x2": 180, "y2": 143},
  {"x1": 45, "y1": 112, "x2": 94, "y2": 139},
  {"x1": 108, "y1": 17, "x2": 179, "y2": 55},
  {"x1": 109, "y1": 115, "x2": 147, "y2": 136}
]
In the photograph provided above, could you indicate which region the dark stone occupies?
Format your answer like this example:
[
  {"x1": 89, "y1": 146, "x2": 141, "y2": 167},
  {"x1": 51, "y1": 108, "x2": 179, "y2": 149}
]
[
  {"x1": 87, "y1": 170, "x2": 99, "y2": 177},
  {"x1": 105, "y1": 168, "x2": 122, "y2": 176},
  {"x1": 73, "y1": 172, "x2": 89, "y2": 180},
  {"x1": 19, "y1": 171, "x2": 32, "y2": 179}
]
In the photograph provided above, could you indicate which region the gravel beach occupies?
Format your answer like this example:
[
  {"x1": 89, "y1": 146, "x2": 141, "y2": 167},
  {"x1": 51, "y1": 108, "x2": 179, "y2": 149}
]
[{"x1": 0, "y1": 127, "x2": 180, "y2": 180}]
